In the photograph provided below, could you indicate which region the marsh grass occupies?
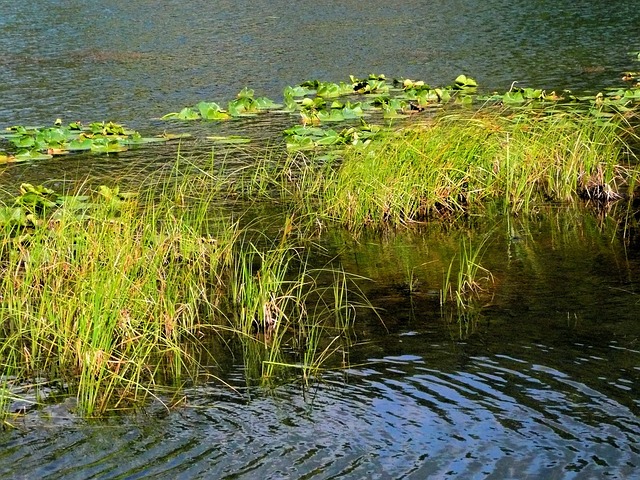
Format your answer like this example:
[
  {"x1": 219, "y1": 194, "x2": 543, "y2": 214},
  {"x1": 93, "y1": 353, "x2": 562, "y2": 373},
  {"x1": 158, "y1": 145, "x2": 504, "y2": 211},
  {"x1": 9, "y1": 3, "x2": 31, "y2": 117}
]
[
  {"x1": 441, "y1": 234, "x2": 494, "y2": 312},
  {"x1": 227, "y1": 230, "x2": 371, "y2": 386},
  {"x1": 0, "y1": 180, "x2": 242, "y2": 415},
  {"x1": 0, "y1": 165, "x2": 376, "y2": 415},
  {"x1": 247, "y1": 110, "x2": 639, "y2": 231}
]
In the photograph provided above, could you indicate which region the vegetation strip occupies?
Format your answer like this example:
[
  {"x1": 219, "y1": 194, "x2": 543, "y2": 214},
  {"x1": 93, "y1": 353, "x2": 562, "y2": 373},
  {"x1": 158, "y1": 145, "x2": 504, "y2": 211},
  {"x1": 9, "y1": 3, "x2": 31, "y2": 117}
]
[{"x1": 1, "y1": 66, "x2": 639, "y2": 421}]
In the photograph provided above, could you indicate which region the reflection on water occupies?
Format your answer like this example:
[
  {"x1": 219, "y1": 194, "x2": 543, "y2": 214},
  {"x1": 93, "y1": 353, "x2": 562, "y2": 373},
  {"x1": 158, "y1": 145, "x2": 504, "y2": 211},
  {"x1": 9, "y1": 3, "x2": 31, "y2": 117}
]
[
  {"x1": 2, "y1": 1, "x2": 640, "y2": 478},
  {"x1": 2, "y1": 209, "x2": 640, "y2": 478}
]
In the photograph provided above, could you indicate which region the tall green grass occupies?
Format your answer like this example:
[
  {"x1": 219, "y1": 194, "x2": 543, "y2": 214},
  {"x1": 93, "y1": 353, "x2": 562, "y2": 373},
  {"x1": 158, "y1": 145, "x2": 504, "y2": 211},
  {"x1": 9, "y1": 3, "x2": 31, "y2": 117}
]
[
  {"x1": 0, "y1": 171, "x2": 372, "y2": 416},
  {"x1": 191, "y1": 108, "x2": 639, "y2": 233},
  {"x1": 0, "y1": 181, "x2": 240, "y2": 415},
  {"x1": 273, "y1": 111, "x2": 639, "y2": 231}
]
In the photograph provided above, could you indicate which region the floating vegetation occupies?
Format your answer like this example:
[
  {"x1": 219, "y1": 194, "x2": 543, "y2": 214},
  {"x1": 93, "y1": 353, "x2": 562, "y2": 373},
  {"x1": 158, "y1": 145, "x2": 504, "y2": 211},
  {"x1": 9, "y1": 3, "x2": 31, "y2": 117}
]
[{"x1": 0, "y1": 120, "x2": 187, "y2": 164}]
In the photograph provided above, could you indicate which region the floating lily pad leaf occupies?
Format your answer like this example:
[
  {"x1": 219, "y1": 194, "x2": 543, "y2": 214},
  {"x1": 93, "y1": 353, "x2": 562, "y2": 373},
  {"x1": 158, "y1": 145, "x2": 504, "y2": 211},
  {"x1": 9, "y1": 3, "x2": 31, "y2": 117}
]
[
  {"x1": 280, "y1": 96, "x2": 299, "y2": 113},
  {"x1": 13, "y1": 136, "x2": 37, "y2": 148},
  {"x1": 237, "y1": 87, "x2": 255, "y2": 99},
  {"x1": 254, "y1": 97, "x2": 282, "y2": 110},
  {"x1": 456, "y1": 95, "x2": 474, "y2": 105},
  {"x1": 283, "y1": 125, "x2": 326, "y2": 137},
  {"x1": 14, "y1": 149, "x2": 53, "y2": 161},
  {"x1": 316, "y1": 152, "x2": 342, "y2": 162},
  {"x1": 351, "y1": 75, "x2": 390, "y2": 94},
  {"x1": 90, "y1": 140, "x2": 128, "y2": 153},
  {"x1": 56, "y1": 195, "x2": 93, "y2": 212},
  {"x1": 66, "y1": 137, "x2": 94, "y2": 151},
  {"x1": 284, "y1": 85, "x2": 315, "y2": 97},
  {"x1": 162, "y1": 107, "x2": 201, "y2": 120},
  {"x1": 401, "y1": 78, "x2": 427, "y2": 90},
  {"x1": 88, "y1": 121, "x2": 134, "y2": 136},
  {"x1": 315, "y1": 130, "x2": 342, "y2": 146},
  {"x1": 301, "y1": 97, "x2": 326, "y2": 109},
  {"x1": 15, "y1": 184, "x2": 58, "y2": 211},
  {"x1": 195, "y1": 101, "x2": 227, "y2": 120},
  {"x1": 122, "y1": 132, "x2": 170, "y2": 145},
  {"x1": 454, "y1": 74, "x2": 478, "y2": 89},
  {"x1": 502, "y1": 91, "x2": 525, "y2": 103},
  {"x1": 317, "y1": 109, "x2": 346, "y2": 122},
  {"x1": 316, "y1": 82, "x2": 354, "y2": 98},
  {"x1": 432, "y1": 88, "x2": 451, "y2": 102},
  {"x1": 228, "y1": 98, "x2": 260, "y2": 116},
  {"x1": 286, "y1": 136, "x2": 316, "y2": 151},
  {"x1": 98, "y1": 185, "x2": 137, "y2": 205},
  {"x1": 206, "y1": 135, "x2": 251, "y2": 144}
]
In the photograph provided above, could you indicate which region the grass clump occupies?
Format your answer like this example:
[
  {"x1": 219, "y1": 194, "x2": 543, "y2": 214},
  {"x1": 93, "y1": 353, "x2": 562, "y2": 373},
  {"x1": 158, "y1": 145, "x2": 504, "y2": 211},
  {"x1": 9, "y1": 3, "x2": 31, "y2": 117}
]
[
  {"x1": 0, "y1": 175, "x2": 372, "y2": 416},
  {"x1": 0, "y1": 182, "x2": 238, "y2": 416},
  {"x1": 317, "y1": 111, "x2": 638, "y2": 230}
]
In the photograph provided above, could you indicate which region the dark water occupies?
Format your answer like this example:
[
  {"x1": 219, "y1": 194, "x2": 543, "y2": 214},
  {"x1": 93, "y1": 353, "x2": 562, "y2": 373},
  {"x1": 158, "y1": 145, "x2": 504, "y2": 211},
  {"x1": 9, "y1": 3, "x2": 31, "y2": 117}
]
[
  {"x1": 3, "y1": 211, "x2": 640, "y2": 479},
  {"x1": 1, "y1": 0, "x2": 639, "y2": 129},
  {"x1": 2, "y1": 1, "x2": 640, "y2": 479}
]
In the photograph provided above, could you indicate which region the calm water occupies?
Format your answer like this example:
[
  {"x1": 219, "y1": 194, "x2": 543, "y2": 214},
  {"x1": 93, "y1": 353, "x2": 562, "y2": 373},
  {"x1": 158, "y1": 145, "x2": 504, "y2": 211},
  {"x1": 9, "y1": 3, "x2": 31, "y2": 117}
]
[{"x1": 2, "y1": 1, "x2": 640, "y2": 478}]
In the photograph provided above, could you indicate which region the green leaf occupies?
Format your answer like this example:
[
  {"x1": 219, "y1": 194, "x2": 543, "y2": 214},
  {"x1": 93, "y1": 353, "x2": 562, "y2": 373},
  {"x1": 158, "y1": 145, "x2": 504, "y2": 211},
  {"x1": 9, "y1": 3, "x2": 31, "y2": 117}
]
[
  {"x1": 0, "y1": 206, "x2": 26, "y2": 226},
  {"x1": 454, "y1": 75, "x2": 478, "y2": 88}
]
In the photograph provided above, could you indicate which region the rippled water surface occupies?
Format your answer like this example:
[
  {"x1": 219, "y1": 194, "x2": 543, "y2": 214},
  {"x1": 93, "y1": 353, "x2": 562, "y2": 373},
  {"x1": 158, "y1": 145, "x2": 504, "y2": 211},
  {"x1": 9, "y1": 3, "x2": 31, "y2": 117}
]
[
  {"x1": 2, "y1": 0, "x2": 639, "y2": 128},
  {"x1": 2, "y1": 212, "x2": 640, "y2": 478},
  {"x1": 2, "y1": 1, "x2": 640, "y2": 479}
]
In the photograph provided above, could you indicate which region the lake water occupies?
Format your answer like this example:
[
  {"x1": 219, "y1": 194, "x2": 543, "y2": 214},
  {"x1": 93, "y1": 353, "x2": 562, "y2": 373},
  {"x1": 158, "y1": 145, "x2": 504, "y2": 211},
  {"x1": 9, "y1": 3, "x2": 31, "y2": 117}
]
[{"x1": 1, "y1": 1, "x2": 640, "y2": 479}]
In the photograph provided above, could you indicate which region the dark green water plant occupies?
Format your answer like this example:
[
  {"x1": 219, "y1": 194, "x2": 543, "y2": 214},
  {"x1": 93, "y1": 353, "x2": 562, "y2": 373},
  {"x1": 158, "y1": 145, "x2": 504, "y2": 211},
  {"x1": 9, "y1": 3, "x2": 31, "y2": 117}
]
[{"x1": 0, "y1": 120, "x2": 184, "y2": 163}]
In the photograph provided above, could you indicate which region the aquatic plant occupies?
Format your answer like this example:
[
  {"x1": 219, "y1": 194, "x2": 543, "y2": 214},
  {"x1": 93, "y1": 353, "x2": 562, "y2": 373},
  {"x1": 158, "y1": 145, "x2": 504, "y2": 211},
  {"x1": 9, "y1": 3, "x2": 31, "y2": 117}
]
[
  {"x1": 0, "y1": 182, "x2": 239, "y2": 415},
  {"x1": 441, "y1": 235, "x2": 494, "y2": 309},
  {"x1": 0, "y1": 166, "x2": 377, "y2": 415},
  {"x1": 0, "y1": 120, "x2": 184, "y2": 163},
  {"x1": 313, "y1": 109, "x2": 638, "y2": 230}
]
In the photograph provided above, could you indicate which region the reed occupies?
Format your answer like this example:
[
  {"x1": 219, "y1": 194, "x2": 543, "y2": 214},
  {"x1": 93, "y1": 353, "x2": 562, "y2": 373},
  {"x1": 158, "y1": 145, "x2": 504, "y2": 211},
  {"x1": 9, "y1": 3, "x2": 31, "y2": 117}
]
[
  {"x1": 0, "y1": 179, "x2": 239, "y2": 415},
  {"x1": 0, "y1": 169, "x2": 373, "y2": 414},
  {"x1": 312, "y1": 110, "x2": 639, "y2": 230},
  {"x1": 227, "y1": 231, "x2": 370, "y2": 386}
]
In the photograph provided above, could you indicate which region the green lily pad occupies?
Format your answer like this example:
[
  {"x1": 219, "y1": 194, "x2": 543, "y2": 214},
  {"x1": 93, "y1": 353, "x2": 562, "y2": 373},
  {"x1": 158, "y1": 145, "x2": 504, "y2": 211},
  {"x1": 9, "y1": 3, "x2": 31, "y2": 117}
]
[
  {"x1": 90, "y1": 141, "x2": 128, "y2": 153},
  {"x1": 67, "y1": 138, "x2": 94, "y2": 151},
  {"x1": 14, "y1": 150, "x2": 53, "y2": 161},
  {"x1": 162, "y1": 107, "x2": 201, "y2": 121}
]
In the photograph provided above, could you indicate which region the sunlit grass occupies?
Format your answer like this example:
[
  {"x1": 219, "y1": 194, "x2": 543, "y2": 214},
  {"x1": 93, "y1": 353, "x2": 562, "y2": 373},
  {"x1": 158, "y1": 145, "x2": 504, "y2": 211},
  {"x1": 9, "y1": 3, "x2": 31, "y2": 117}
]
[{"x1": 0, "y1": 174, "x2": 371, "y2": 416}]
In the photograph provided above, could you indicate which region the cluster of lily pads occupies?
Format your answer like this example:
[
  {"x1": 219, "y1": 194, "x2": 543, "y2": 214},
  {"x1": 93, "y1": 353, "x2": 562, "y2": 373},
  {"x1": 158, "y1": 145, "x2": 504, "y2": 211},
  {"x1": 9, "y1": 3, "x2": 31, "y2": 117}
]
[
  {"x1": 160, "y1": 71, "x2": 640, "y2": 153},
  {"x1": 2, "y1": 67, "x2": 640, "y2": 164},
  {"x1": 0, "y1": 120, "x2": 185, "y2": 164}
]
